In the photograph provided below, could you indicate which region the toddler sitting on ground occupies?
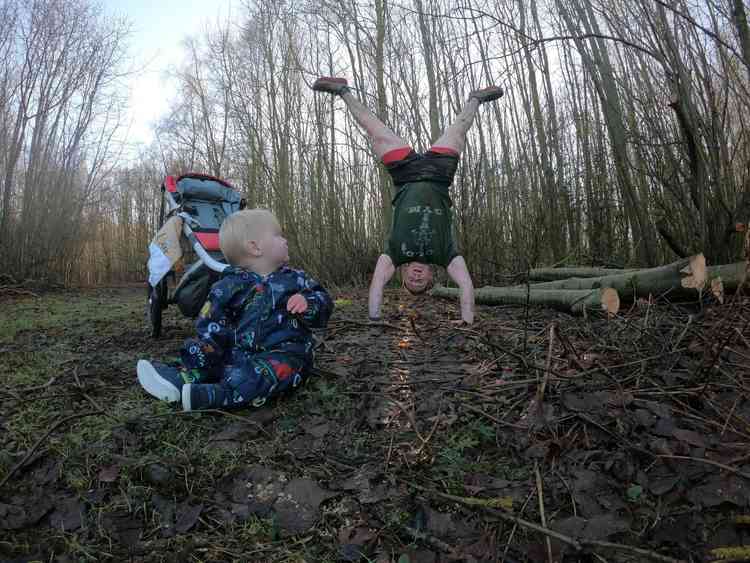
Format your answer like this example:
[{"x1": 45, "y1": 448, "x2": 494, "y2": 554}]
[{"x1": 136, "y1": 209, "x2": 333, "y2": 411}]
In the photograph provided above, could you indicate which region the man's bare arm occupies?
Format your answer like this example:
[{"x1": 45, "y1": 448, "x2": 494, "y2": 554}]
[
  {"x1": 446, "y1": 255, "x2": 475, "y2": 324},
  {"x1": 368, "y1": 254, "x2": 396, "y2": 320}
]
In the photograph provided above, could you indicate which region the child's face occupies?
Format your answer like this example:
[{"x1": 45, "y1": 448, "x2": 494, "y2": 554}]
[{"x1": 257, "y1": 220, "x2": 289, "y2": 267}]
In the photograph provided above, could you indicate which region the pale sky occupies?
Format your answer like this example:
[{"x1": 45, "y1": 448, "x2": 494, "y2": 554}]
[{"x1": 104, "y1": 0, "x2": 241, "y2": 150}]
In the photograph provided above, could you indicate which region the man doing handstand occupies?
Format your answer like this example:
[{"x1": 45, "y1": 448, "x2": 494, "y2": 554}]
[{"x1": 312, "y1": 77, "x2": 503, "y2": 324}]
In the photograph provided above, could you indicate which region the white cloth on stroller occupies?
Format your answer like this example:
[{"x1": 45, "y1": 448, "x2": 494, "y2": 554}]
[{"x1": 148, "y1": 215, "x2": 184, "y2": 287}]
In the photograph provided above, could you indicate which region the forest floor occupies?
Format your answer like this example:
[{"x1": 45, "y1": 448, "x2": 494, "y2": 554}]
[{"x1": 1, "y1": 284, "x2": 749, "y2": 563}]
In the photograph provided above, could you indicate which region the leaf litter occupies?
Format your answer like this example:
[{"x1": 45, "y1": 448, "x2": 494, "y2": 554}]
[{"x1": 0, "y1": 286, "x2": 748, "y2": 561}]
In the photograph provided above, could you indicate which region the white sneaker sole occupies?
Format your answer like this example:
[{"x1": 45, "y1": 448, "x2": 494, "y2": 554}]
[
  {"x1": 181, "y1": 383, "x2": 193, "y2": 412},
  {"x1": 137, "y1": 360, "x2": 181, "y2": 403}
]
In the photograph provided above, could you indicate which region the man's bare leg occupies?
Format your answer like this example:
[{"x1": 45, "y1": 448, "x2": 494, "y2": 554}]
[
  {"x1": 312, "y1": 77, "x2": 409, "y2": 160},
  {"x1": 431, "y1": 86, "x2": 504, "y2": 154}
]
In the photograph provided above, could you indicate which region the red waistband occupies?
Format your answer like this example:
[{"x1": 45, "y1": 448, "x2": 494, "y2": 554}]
[
  {"x1": 381, "y1": 146, "x2": 413, "y2": 164},
  {"x1": 428, "y1": 146, "x2": 460, "y2": 156}
]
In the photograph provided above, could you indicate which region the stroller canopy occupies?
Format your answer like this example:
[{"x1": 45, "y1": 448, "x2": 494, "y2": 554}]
[{"x1": 165, "y1": 173, "x2": 243, "y2": 250}]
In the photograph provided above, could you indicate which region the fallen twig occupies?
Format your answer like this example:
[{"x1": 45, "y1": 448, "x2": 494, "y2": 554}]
[
  {"x1": 0, "y1": 410, "x2": 103, "y2": 490},
  {"x1": 462, "y1": 402, "x2": 529, "y2": 430},
  {"x1": 327, "y1": 319, "x2": 401, "y2": 331},
  {"x1": 406, "y1": 482, "x2": 686, "y2": 563},
  {"x1": 338, "y1": 390, "x2": 431, "y2": 444},
  {"x1": 408, "y1": 314, "x2": 425, "y2": 341},
  {"x1": 657, "y1": 454, "x2": 750, "y2": 480},
  {"x1": 535, "y1": 462, "x2": 553, "y2": 563},
  {"x1": 502, "y1": 489, "x2": 536, "y2": 563},
  {"x1": 143, "y1": 408, "x2": 273, "y2": 438},
  {"x1": 403, "y1": 525, "x2": 456, "y2": 554}
]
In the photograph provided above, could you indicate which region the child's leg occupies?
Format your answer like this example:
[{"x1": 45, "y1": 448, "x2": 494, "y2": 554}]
[
  {"x1": 180, "y1": 337, "x2": 224, "y2": 382},
  {"x1": 431, "y1": 86, "x2": 503, "y2": 155},
  {"x1": 136, "y1": 359, "x2": 214, "y2": 403},
  {"x1": 137, "y1": 360, "x2": 184, "y2": 402},
  {"x1": 181, "y1": 352, "x2": 307, "y2": 411}
]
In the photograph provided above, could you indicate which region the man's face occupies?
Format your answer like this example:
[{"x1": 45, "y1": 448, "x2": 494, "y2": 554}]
[{"x1": 401, "y1": 262, "x2": 433, "y2": 294}]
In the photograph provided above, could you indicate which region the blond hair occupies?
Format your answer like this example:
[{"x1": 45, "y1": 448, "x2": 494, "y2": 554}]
[{"x1": 219, "y1": 209, "x2": 279, "y2": 265}]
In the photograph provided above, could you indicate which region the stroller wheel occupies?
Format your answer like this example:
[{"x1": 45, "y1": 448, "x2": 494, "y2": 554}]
[{"x1": 148, "y1": 282, "x2": 166, "y2": 338}]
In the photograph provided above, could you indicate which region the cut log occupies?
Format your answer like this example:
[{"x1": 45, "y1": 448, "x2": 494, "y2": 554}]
[
  {"x1": 518, "y1": 255, "x2": 706, "y2": 300},
  {"x1": 706, "y1": 261, "x2": 749, "y2": 302},
  {"x1": 432, "y1": 286, "x2": 620, "y2": 316},
  {"x1": 527, "y1": 266, "x2": 635, "y2": 282},
  {"x1": 707, "y1": 262, "x2": 749, "y2": 289},
  {"x1": 710, "y1": 278, "x2": 724, "y2": 303}
]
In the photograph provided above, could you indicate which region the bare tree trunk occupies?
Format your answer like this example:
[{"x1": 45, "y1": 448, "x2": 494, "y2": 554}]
[
  {"x1": 732, "y1": 0, "x2": 750, "y2": 80},
  {"x1": 374, "y1": 0, "x2": 392, "y2": 238},
  {"x1": 532, "y1": 0, "x2": 575, "y2": 256},
  {"x1": 557, "y1": 0, "x2": 656, "y2": 265},
  {"x1": 707, "y1": 261, "x2": 748, "y2": 292},
  {"x1": 414, "y1": 0, "x2": 439, "y2": 142},
  {"x1": 521, "y1": 1, "x2": 564, "y2": 261}
]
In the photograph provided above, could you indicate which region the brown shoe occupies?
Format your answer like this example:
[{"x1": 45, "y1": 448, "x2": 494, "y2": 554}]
[
  {"x1": 469, "y1": 86, "x2": 504, "y2": 103},
  {"x1": 312, "y1": 77, "x2": 350, "y2": 95}
]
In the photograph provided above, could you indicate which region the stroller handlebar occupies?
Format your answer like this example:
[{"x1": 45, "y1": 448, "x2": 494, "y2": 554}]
[
  {"x1": 177, "y1": 211, "x2": 201, "y2": 229},
  {"x1": 165, "y1": 185, "x2": 229, "y2": 274},
  {"x1": 183, "y1": 224, "x2": 228, "y2": 273}
]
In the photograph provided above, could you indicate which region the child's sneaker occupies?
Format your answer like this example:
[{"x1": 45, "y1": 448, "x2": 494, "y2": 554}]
[
  {"x1": 181, "y1": 383, "x2": 228, "y2": 411},
  {"x1": 470, "y1": 86, "x2": 504, "y2": 103},
  {"x1": 137, "y1": 360, "x2": 185, "y2": 402},
  {"x1": 312, "y1": 77, "x2": 350, "y2": 95}
]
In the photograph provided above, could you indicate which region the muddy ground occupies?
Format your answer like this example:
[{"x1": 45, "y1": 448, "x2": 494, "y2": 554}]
[{"x1": 1, "y1": 285, "x2": 749, "y2": 563}]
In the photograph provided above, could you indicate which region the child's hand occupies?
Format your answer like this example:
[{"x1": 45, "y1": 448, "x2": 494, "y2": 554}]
[{"x1": 287, "y1": 293, "x2": 309, "y2": 314}]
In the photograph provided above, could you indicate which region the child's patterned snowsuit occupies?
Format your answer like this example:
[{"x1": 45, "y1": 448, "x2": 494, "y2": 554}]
[{"x1": 179, "y1": 265, "x2": 333, "y2": 408}]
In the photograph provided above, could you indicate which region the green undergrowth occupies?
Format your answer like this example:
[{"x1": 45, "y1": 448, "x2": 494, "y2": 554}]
[{"x1": 0, "y1": 291, "x2": 135, "y2": 342}]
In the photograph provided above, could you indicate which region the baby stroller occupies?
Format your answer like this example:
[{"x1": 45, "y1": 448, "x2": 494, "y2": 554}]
[{"x1": 147, "y1": 173, "x2": 245, "y2": 338}]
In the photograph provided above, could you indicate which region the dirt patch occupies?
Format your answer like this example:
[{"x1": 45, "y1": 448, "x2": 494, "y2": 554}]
[{"x1": 1, "y1": 287, "x2": 748, "y2": 562}]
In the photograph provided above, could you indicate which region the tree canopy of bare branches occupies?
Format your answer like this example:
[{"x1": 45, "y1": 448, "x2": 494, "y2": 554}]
[
  {"x1": 0, "y1": 0, "x2": 131, "y2": 283},
  {"x1": 3, "y1": 0, "x2": 749, "y2": 286}
]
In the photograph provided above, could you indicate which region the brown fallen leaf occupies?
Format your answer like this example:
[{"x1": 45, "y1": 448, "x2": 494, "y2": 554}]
[
  {"x1": 672, "y1": 428, "x2": 708, "y2": 448},
  {"x1": 338, "y1": 525, "x2": 377, "y2": 561},
  {"x1": 98, "y1": 464, "x2": 120, "y2": 483}
]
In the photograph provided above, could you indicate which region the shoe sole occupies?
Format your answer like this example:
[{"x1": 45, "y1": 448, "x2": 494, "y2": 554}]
[
  {"x1": 182, "y1": 383, "x2": 193, "y2": 412},
  {"x1": 312, "y1": 78, "x2": 348, "y2": 94},
  {"x1": 312, "y1": 86, "x2": 348, "y2": 94},
  {"x1": 472, "y1": 88, "x2": 504, "y2": 102},
  {"x1": 137, "y1": 360, "x2": 181, "y2": 402}
]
